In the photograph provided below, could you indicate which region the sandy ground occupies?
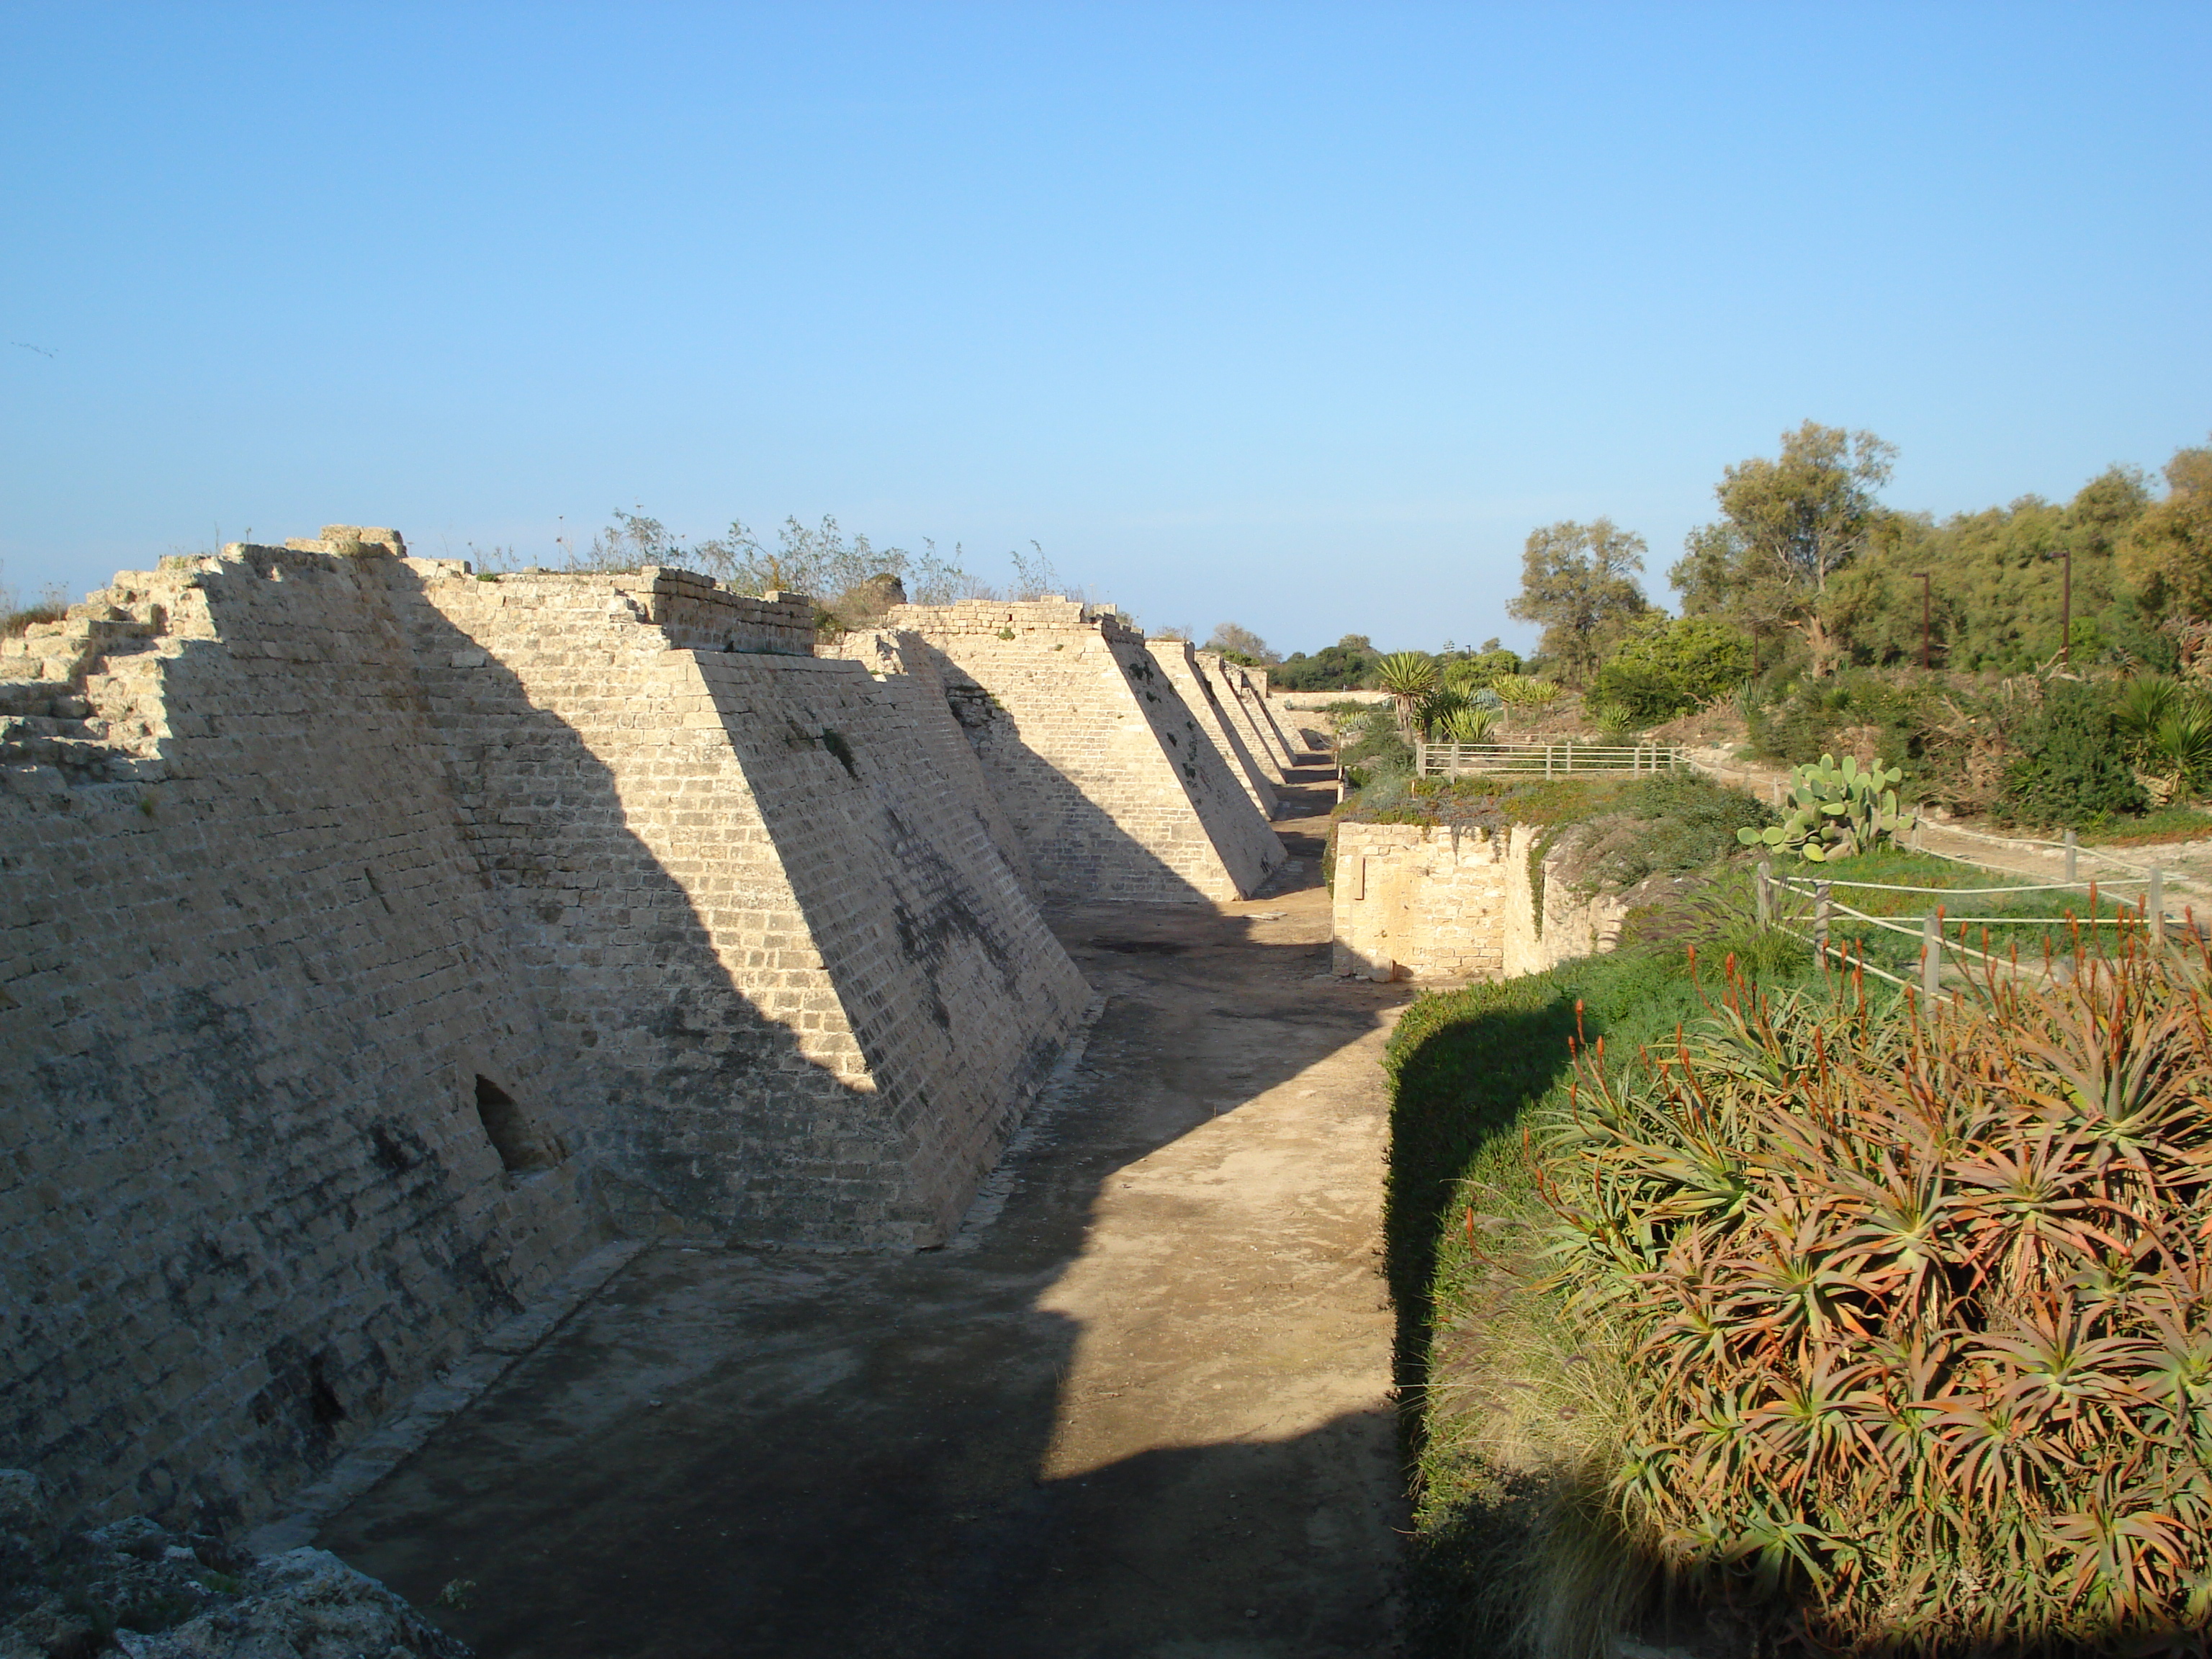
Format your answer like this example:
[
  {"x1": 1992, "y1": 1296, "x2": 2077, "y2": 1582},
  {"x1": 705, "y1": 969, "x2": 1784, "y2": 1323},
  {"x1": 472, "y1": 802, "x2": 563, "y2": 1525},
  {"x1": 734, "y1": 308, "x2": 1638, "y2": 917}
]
[{"x1": 318, "y1": 781, "x2": 1415, "y2": 1659}]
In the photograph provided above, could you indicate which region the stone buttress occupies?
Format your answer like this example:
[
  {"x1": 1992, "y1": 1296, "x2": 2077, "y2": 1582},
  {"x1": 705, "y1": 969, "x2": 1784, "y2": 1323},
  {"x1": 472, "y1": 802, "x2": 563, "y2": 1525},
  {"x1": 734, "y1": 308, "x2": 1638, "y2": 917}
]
[
  {"x1": 0, "y1": 531, "x2": 1088, "y2": 1536},
  {"x1": 868, "y1": 599, "x2": 1285, "y2": 902}
]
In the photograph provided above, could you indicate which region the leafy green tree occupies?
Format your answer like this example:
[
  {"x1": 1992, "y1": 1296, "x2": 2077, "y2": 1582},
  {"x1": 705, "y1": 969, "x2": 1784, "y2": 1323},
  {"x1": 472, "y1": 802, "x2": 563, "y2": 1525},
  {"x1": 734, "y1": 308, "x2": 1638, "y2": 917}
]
[
  {"x1": 1671, "y1": 422, "x2": 1897, "y2": 675},
  {"x1": 1827, "y1": 467, "x2": 2156, "y2": 671},
  {"x1": 2121, "y1": 443, "x2": 2212, "y2": 626},
  {"x1": 1588, "y1": 615, "x2": 1754, "y2": 720},
  {"x1": 1273, "y1": 634, "x2": 1379, "y2": 690},
  {"x1": 1506, "y1": 518, "x2": 1650, "y2": 684},
  {"x1": 2000, "y1": 681, "x2": 2148, "y2": 827}
]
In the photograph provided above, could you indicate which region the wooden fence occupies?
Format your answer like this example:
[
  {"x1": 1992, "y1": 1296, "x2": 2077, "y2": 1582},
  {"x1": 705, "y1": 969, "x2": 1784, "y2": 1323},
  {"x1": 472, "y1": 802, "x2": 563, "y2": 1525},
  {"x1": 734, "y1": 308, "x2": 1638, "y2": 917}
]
[{"x1": 1414, "y1": 740, "x2": 1689, "y2": 779}]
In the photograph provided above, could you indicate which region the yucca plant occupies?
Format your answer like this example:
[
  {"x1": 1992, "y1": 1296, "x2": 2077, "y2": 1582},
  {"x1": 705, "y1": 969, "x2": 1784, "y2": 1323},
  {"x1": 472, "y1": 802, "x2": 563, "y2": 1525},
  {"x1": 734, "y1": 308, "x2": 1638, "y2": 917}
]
[
  {"x1": 1375, "y1": 650, "x2": 1439, "y2": 738},
  {"x1": 1417, "y1": 687, "x2": 1470, "y2": 738},
  {"x1": 2112, "y1": 675, "x2": 2180, "y2": 753},
  {"x1": 2147, "y1": 703, "x2": 2212, "y2": 799},
  {"x1": 1525, "y1": 933, "x2": 2212, "y2": 1653}
]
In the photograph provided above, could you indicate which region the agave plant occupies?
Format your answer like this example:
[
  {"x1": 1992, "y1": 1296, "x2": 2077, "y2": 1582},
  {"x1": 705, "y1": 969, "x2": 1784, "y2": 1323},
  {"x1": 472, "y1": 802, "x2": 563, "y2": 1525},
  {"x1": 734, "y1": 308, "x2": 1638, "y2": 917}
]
[
  {"x1": 1737, "y1": 752, "x2": 1905, "y2": 862},
  {"x1": 1527, "y1": 933, "x2": 2212, "y2": 1651},
  {"x1": 1586, "y1": 698, "x2": 1640, "y2": 738},
  {"x1": 1416, "y1": 687, "x2": 1469, "y2": 738},
  {"x1": 1495, "y1": 674, "x2": 1564, "y2": 708},
  {"x1": 1439, "y1": 704, "x2": 1499, "y2": 743}
]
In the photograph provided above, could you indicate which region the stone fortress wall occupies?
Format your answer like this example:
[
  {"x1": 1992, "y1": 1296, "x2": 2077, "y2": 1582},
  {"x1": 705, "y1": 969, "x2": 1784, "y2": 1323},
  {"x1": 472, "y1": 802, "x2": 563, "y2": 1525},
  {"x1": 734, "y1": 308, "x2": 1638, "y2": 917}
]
[
  {"x1": 1, "y1": 529, "x2": 1128, "y2": 1538},
  {"x1": 1330, "y1": 821, "x2": 1631, "y2": 984},
  {"x1": 861, "y1": 599, "x2": 1287, "y2": 902}
]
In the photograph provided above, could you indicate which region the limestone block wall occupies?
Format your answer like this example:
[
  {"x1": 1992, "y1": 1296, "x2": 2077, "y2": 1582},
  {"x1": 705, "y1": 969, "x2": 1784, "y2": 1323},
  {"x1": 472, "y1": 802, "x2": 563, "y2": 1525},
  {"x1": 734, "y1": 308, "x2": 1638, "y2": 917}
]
[
  {"x1": 1197, "y1": 652, "x2": 1298, "y2": 782},
  {"x1": 1147, "y1": 642, "x2": 1280, "y2": 819},
  {"x1": 1, "y1": 541, "x2": 600, "y2": 1537},
  {"x1": 408, "y1": 567, "x2": 1090, "y2": 1248},
  {"x1": 1, "y1": 536, "x2": 1089, "y2": 1536},
  {"x1": 1331, "y1": 822, "x2": 1630, "y2": 982},
  {"x1": 878, "y1": 600, "x2": 1283, "y2": 902}
]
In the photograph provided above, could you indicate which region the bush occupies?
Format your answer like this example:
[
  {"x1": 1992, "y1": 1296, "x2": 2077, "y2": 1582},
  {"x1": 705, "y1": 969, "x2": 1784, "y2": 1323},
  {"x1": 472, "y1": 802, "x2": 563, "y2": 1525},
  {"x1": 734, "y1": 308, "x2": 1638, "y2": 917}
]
[
  {"x1": 1999, "y1": 680, "x2": 2148, "y2": 827},
  {"x1": 1590, "y1": 616, "x2": 1754, "y2": 721},
  {"x1": 1516, "y1": 936, "x2": 2212, "y2": 1652}
]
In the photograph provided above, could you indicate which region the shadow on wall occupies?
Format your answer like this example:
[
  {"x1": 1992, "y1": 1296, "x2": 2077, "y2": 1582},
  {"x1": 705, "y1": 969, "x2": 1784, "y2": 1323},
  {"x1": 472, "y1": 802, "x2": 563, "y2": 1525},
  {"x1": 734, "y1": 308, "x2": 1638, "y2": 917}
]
[
  {"x1": 318, "y1": 912, "x2": 1407, "y2": 1658},
  {"x1": 898, "y1": 637, "x2": 1229, "y2": 904},
  {"x1": 391, "y1": 562, "x2": 1082, "y2": 1251}
]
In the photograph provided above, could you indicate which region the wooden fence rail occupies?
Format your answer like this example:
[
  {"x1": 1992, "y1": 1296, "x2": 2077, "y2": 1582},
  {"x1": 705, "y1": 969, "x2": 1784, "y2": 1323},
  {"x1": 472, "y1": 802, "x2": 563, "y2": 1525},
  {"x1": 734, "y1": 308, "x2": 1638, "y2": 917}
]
[{"x1": 1415, "y1": 740, "x2": 1690, "y2": 779}]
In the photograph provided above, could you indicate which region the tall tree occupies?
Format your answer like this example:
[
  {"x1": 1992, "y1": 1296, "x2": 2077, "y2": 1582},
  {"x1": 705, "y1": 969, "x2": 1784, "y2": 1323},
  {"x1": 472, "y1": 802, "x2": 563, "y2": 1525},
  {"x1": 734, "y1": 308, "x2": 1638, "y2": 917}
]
[
  {"x1": 1670, "y1": 421, "x2": 1897, "y2": 675},
  {"x1": 1506, "y1": 518, "x2": 1650, "y2": 684},
  {"x1": 2121, "y1": 443, "x2": 2212, "y2": 624}
]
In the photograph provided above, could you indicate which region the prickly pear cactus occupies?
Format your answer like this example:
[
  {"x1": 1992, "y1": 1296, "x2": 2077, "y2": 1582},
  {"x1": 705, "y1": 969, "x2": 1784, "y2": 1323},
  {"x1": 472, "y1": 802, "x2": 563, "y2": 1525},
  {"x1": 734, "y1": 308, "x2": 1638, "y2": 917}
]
[{"x1": 1737, "y1": 752, "x2": 1906, "y2": 862}]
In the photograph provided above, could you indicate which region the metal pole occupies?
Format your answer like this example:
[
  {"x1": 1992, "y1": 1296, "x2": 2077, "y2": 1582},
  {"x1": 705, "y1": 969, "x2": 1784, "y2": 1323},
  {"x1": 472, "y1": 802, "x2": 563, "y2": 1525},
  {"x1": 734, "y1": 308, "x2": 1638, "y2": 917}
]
[
  {"x1": 1755, "y1": 860, "x2": 1772, "y2": 927},
  {"x1": 2062, "y1": 548, "x2": 2073, "y2": 670},
  {"x1": 2064, "y1": 828, "x2": 2077, "y2": 884},
  {"x1": 1922, "y1": 912, "x2": 1941, "y2": 1000},
  {"x1": 2151, "y1": 866, "x2": 2165, "y2": 945},
  {"x1": 1814, "y1": 881, "x2": 1831, "y2": 963}
]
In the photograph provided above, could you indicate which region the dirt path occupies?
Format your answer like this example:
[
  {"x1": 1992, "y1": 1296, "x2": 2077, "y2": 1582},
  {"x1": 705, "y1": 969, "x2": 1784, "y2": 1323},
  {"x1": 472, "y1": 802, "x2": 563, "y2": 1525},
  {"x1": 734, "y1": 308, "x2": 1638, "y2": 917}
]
[
  {"x1": 1690, "y1": 745, "x2": 2212, "y2": 900},
  {"x1": 319, "y1": 782, "x2": 1414, "y2": 1659}
]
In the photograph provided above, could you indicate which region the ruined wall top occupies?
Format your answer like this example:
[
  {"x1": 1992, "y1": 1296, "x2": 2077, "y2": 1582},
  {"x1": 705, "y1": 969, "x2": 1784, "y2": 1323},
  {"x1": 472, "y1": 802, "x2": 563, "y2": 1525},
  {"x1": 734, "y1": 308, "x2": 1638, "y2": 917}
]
[
  {"x1": 880, "y1": 597, "x2": 1143, "y2": 643},
  {"x1": 148, "y1": 537, "x2": 822, "y2": 659}
]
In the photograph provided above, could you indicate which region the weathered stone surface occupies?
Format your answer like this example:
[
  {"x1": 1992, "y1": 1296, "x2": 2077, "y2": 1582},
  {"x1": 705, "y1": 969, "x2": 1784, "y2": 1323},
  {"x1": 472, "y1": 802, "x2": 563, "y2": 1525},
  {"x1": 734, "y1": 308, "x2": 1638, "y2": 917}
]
[
  {"x1": 867, "y1": 600, "x2": 1284, "y2": 902},
  {"x1": 1148, "y1": 642, "x2": 1280, "y2": 818},
  {"x1": 0, "y1": 1483, "x2": 466, "y2": 1659},
  {"x1": 1, "y1": 540, "x2": 1089, "y2": 1537},
  {"x1": 1331, "y1": 821, "x2": 1630, "y2": 982}
]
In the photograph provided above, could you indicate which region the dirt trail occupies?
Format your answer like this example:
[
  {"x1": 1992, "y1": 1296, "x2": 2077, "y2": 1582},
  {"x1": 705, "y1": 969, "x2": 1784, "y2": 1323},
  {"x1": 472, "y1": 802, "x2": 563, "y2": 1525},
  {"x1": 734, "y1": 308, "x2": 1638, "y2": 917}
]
[
  {"x1": 319, "y1": 779, "x2": 1413, "y2": 1659},
  {"x1": 1691, "y1": 745, "x2": 2212, "y2": 901}
]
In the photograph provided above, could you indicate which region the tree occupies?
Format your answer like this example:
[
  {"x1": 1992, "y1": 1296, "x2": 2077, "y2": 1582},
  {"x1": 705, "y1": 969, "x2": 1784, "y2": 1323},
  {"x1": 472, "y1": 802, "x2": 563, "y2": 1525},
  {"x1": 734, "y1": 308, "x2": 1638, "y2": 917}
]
[
  {"x1": 1588, "y1": 615, "x2": 1754, "y2": 720},
  {"x1": 1205, "y1": 621, "x2": 1274, "y2": 664},
  {"x1": 1670, "y1": 422, "x2": 1897, "y2": 676},
  {"x1": 2121, "y1": 443, "x2": 2212, "y2": 624},
  {"x1": 1506, "y1": 518, "x2": 1650, "y2": 684},
  {"x1": 1825, "y1": 467, "x2": 2157, "y2": 672},
  {"x1": 1272, "y1": 634, "x2": 1379, "y2": 691}
]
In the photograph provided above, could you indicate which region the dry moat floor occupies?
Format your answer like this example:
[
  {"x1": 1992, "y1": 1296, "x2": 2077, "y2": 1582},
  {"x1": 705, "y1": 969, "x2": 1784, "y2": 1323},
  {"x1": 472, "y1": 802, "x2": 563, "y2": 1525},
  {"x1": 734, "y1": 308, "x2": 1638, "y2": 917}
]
[{"x1": 321, "y1": 788, "x2": 1413, "y2": 1658}]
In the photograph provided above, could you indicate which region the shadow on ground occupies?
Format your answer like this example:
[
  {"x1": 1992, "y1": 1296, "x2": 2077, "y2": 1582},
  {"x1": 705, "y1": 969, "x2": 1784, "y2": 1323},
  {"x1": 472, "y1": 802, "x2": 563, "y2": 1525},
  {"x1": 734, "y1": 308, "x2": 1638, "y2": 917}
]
[{"x1": 320, "y1": 781, "x2": 1415, "y2": 1658}]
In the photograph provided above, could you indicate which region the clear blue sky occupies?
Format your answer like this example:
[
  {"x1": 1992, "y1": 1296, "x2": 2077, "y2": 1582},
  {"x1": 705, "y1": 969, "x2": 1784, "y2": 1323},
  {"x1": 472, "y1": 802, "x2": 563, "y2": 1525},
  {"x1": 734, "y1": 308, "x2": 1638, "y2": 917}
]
[{"x1": 4, "y1": 3, "x2": 2206, "y2": 655}]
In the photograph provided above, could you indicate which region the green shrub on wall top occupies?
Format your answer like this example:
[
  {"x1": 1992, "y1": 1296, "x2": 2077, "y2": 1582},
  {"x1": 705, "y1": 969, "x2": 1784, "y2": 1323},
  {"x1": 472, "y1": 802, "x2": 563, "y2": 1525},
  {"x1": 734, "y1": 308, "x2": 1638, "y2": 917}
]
[{"x1": 1737, "y1": 752, "x2": 1904, "y2": 861}]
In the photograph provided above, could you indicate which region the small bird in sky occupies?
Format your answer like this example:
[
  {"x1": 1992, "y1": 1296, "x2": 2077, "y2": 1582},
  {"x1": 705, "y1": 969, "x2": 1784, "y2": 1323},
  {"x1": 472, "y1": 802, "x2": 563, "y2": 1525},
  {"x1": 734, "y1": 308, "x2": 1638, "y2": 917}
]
[{"x1": 11, "y1": 341, "x2": 56, "y2": 357}]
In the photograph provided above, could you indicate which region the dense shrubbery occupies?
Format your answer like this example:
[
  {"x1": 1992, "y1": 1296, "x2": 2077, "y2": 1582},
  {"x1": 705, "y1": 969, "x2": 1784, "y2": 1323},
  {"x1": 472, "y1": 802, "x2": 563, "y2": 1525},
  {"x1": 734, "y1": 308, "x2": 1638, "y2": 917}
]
[
  {"x1": 1398, "y1": 905, "x2": 2212, "y2": 1655},
  {"x1": 1998, "y1": 680, "x2": 2150, "y2": 827},
  {"x1": 1587, "y1": 616, "x2": 1753, "y2": 721}
]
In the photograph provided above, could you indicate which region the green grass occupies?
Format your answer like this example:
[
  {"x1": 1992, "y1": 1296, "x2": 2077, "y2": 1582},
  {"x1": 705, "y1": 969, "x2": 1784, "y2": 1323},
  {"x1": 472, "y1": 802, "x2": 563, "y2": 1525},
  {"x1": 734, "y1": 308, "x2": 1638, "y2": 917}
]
[
  {"x1": 1754, "y1": 845, "x2": 2149, "y2": 981},
  {"x1": 2077, "y1": 803, "x2": 2212, "y2": 844}
]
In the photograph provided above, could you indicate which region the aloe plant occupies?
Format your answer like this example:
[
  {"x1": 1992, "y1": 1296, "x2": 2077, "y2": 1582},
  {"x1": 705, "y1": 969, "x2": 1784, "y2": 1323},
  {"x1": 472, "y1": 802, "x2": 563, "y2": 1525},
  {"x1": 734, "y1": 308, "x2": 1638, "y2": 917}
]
[
  {"x1": 1439, "y1": 704, "x2": 1498, "y2": 743},
  {"x1": 1525, "y1": 933, "x2": 2212, "y2": 1650},
  {"x1": 1737, "y1": 752, "x2": 1905, "y2": 862}
]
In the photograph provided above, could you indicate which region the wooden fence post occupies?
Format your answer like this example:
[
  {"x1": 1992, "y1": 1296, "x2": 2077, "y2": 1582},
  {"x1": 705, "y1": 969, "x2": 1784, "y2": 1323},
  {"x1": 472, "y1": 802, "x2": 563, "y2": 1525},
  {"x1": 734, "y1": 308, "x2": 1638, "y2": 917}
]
[
  {"x1": 2151, "y1": 866, "x2": 2166, "y2": 945},
  {"x1": 1922, "y1": 912, "x2": 1941, "y2": 1000},
  {"x1": 2063, "y1": 828, "x2": 2078, "y2": 884},
  {"x1": 1755, "y1": 861, "x2": 1772, "y2": 927},
  {"x1": 1814, "y1": 881, "x2": 1831, "y2": 963}
]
